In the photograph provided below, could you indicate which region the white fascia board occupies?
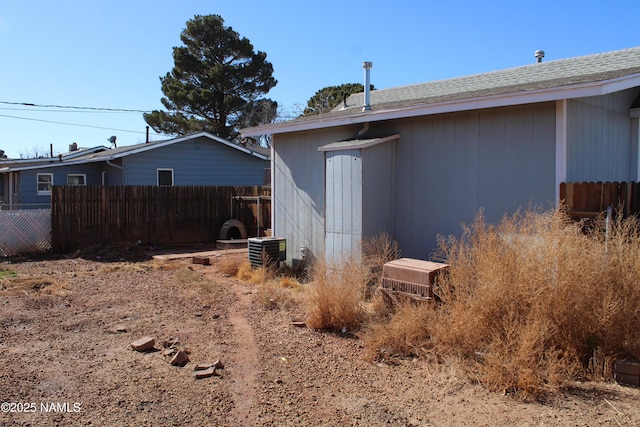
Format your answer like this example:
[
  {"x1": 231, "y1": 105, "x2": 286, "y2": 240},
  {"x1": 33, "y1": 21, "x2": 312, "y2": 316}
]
[
  {"x1": 0, "y1": 152, "x2": 131, "y2": 172},
  {"x1": 190, "y1": 132, "x2": 270, "y2": 159},
  {"x1": 0, "y1": 158, "x2": 95, "y2": 172},
  {"x1": 242, "y1": 73, "x2": 640, "y2": 137}
]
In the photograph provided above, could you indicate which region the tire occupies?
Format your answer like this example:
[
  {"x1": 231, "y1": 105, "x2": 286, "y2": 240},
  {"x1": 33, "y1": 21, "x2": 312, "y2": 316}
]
[{"x1": 218, "y1": 219, "x2": 247, "y2": 240}]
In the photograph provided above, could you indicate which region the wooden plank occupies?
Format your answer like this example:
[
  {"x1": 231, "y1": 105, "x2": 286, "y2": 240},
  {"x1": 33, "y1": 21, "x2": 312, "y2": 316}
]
[
  {"x1": 574, "y1": 182, "x2": 584, "y2": 211},
  {"x1": 586, "y1": 182, "x2": 596, "y2": 212},
  {"x1": 633, "y1": 182, "x2": 640, "y2": 214},
  {"x1": 610, "y1": 182, "x2": 619, "y2": 215},
  {"x1": 624, "y1": 181, "x2": 632, "y2": 218},
  {"x1": 595, "y1": 182, "x2": 604, "y2": 212},
  {"x1": 559, "y1": 182, "x2": 567, "y2": 206},
  {"x1": 603, "y1": 182, "x2": 612, "y2": 213}
]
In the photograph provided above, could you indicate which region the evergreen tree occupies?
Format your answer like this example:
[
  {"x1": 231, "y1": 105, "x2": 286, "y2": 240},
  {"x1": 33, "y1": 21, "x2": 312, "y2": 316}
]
[
  {"x1": 302, "y1": 83, "x2": 374, "y2": 116},
  {"x1": 144, "y1": 14, "x2": 277, "y2": 140}
]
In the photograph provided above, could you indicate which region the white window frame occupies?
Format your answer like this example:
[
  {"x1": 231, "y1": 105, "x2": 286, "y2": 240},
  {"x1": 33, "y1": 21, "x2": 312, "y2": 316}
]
[
  {"x1": 67, "y1": 174, "x2": 86, "y2": 186},
  {"x1": 37, "y1": 173, "x2": 53, "y2": 195},
  {"x1": 157, "y1": 168, "x2": 174, "y2": 186}
]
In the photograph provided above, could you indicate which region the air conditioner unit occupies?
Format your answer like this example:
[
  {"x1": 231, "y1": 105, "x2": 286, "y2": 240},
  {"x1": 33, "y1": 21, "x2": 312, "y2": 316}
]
[
  {"x1": 248, "y1": 237, "x2": 286, "y2": 268},
  {"x1": 381, "y1": 258, "x2": 448, "y2": 300}
]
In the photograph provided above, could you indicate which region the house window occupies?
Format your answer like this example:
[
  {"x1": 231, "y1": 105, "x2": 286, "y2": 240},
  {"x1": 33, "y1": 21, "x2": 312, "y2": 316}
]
[
  {"x1": 37, "y1": 173, "x2": 53, "y2": 195},
  {"x1": 67, "y1": 174, "x2": 86, "y2": 186},
  {"x1": 157, "y1": 169, "x2": 174, "y2": 186}
]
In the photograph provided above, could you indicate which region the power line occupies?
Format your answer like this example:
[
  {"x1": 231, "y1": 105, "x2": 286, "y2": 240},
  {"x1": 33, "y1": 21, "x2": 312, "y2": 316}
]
[
  {"x1": 0, "y1": 113, "x2": 151, "y2": 134},
  {"x1": 0, "y1": 100, "x2": 151, "y2": 113},
  {"x1": 0, "y1": 107, "x2": 132, "y2": 114}
]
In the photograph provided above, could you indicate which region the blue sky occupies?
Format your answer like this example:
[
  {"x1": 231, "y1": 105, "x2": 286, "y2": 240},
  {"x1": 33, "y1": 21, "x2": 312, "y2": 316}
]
[{"x1": 1, "y1": 0, "x2": 639, "y2": 158}]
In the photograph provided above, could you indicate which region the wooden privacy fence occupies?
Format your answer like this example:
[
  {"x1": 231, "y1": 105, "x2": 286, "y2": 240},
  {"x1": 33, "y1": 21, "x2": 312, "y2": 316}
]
[
  {"x1": 560, "y1": 182, "x2": 640, "y2": 220},
  {"x1": 51, "y1": 186, "x2": 270, "y2": 253}
]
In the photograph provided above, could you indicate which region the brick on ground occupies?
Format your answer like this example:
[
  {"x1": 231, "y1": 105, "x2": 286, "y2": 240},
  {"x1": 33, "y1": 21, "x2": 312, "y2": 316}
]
[
  {"x1": 192, "y1": 256, "x2": 210, "y2": 265},
  {"x1": 130, "y1": 336, "x2": 155, "y2": 352},
  {"x1": 170, "y1": 349, "x2": 189, "y2": 366},
  {"x1": 194, "y1": 367, "x2": 216, "y2": 379}
]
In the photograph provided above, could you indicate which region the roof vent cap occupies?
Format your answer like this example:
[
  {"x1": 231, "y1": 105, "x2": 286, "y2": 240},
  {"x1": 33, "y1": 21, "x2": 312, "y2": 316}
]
[
  {"x1": 535, "y1": 50, "x2": 545, "y2": 63},
  {"x1": 362, "y1": 61, "x2": 373, "y2": 111}
]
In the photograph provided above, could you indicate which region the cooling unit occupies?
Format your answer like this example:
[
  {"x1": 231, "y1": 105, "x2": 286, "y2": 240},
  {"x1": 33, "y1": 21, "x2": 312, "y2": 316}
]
[
  {"x1": 381, "y1": 258, "x2": 448, "y2": 300},
  {"x1": 248, "y1": 237, "x2": 286, "y2": 268}
]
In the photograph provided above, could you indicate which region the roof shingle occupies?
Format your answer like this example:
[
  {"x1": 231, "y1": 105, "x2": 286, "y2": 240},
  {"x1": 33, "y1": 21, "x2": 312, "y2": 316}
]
[{"x1": 339, "y1": 46, "x2": 640, "y2": 113}]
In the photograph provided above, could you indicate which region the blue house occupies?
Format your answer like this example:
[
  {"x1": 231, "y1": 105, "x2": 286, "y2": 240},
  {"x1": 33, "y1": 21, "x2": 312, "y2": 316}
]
[{"x1": 0, "y1": 132, "x2": 269, "y2": 208}]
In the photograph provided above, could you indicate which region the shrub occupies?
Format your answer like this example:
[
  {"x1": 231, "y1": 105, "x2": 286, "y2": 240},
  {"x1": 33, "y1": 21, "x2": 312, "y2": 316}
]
[
  {"x1": 236, "y1": 261, "x2": 275, "y2": 284},
  {"x1": 362, "y1": 233, "x2": 401, "y2": 298},
  {"x1": 234, "y1": 260, "x2": 302, "y2": 309},
  {"x1": 363, "y1": 299, "x2": 434, "y2": 361},
  {"x1": 362, "y1": 208, "x2": 640, "y2": 399},
  {"x1": 435, "y1": 208, "x2": 640, "y2": 398},
  {"x1": 255, "y1": 276, "x2": 302, "y2": 310},
  {"x1": 304, "y1": 258, "x2": 368, "y2": 332},
  {"x1": 217, "y1": 255, "x2": 242, "y2": 276}
]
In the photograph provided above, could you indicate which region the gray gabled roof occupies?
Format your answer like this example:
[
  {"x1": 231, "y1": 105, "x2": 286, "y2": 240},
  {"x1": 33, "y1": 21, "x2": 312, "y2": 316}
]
[
  {"x1": 241, "y1": 46, "x2": 640, "y2": 137},
  {"x1": 74, "y1": 132, "x2": 269, "y2": 162},
  {"x1": 0, "y1": 145, "x2": 108, "y2": 166},
  {"x1": 0, "y1": 132, "x2": 268, "y2": 173},
  {"x1": 342, "y1": 47, "x2": 640, "y2": 111}
]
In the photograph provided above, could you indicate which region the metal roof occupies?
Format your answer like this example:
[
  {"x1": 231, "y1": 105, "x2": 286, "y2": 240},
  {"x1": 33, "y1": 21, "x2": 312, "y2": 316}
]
[{"x1": 241, "y1": 46, "x2": 640, "y2": 137}]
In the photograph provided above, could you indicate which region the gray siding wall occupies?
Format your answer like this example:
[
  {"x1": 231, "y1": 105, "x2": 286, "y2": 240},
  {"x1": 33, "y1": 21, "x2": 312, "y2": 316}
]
[
  {"x1": 104, "y1": 161, "x2": 125, "y2": 186},
  {"x1": 122, "y1": 136, "x2": 268, "y2": 186},
  {"x1": 633, "y1": 116, "x2": 640, "y2": 180},
  {"x1": 362, "y1": 141, "x2": 395, "y2": 237},
  {"x1": 394, "y1": 104, "x2": 556, "y2": 259},
  {"x1": 274, "y1": 103, "x2": 559, "y2": 264},
  {"x1": 566, "y1": 88, "x2": 640, "y2": 182},
  {"x1": 18, "y1": 163, "x2": 105, "y2": 206},
  {"x1": 273, "y1": 127, "x2": 354, "y2": 263}
]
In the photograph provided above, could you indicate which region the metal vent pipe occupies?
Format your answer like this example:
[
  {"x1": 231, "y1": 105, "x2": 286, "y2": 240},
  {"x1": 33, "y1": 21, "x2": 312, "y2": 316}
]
[{"x1": 362, "y1": 61, "x2": 373, "y2": 111}]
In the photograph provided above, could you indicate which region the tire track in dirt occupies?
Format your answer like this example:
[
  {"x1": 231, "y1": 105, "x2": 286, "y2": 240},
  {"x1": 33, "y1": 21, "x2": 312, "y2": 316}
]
[{"x1": 227, "y1": 282, "x2": 260, "y2": 426}]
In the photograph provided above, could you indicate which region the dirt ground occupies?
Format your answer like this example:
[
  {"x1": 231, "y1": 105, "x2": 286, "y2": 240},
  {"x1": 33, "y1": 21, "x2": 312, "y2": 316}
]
[{"x1": 1, "y1": 246, "x2": 639, "y2": 426}]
